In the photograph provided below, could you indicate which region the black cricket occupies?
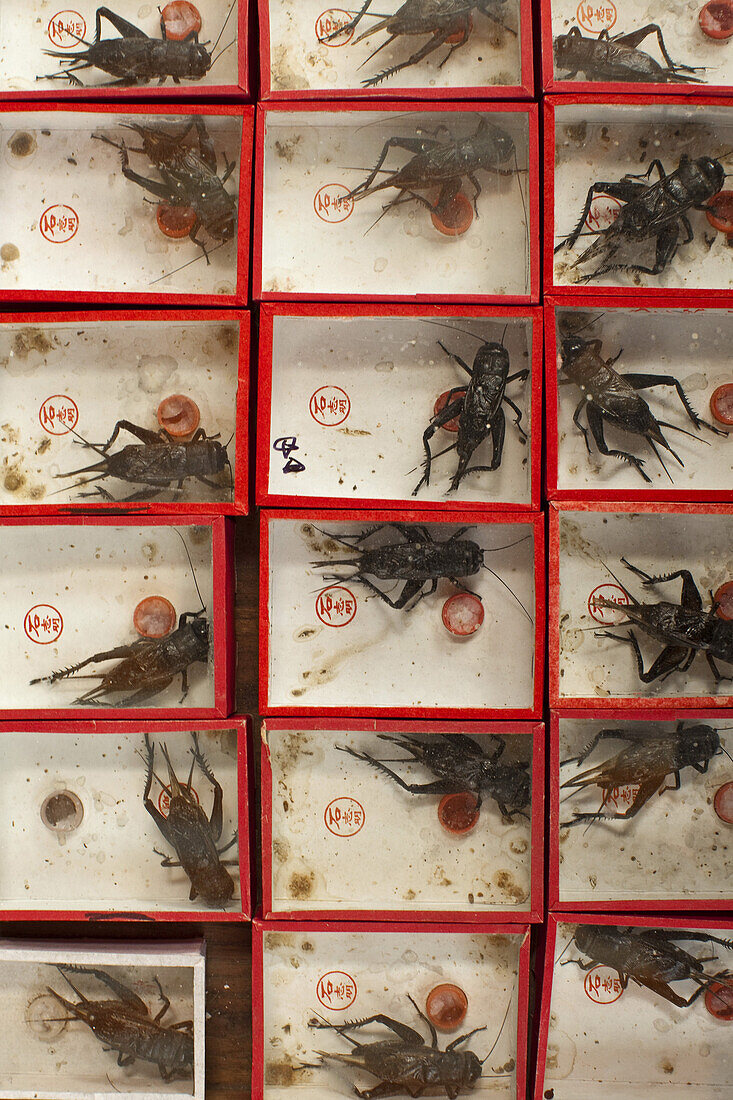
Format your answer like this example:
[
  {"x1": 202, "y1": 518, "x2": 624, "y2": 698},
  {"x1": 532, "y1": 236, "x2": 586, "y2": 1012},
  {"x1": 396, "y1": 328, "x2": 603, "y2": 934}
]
[
  {"x1": 94, "y1": 116, "x2": 237, "y2": 263},
  {"x1": 346, "y1": 116, "x2": 518, "y2": 229},
  {"x1": 563, "y1": 924, "x2": 733, "y2": 1009},
  {"x1": 555, "y1": 153, "x2": 726, "y2": 282},
  {"x1": 56, "y1": 419, "x2": 233, "y2": 502},
  {"x1": 38, "y1": 3, "x2": 235, "y2": 87},
  {"x1": 310, "y1": 521, "x2": 531, "y2": 618},
  {"x1": 413, "y1": 321, "x2": 529, "y2": 495},
  {"x1": 140, "y1": 732, "x2": 237, "y2": 906},
  {"x1": 29, "y1": 533, "x2": 209, "y2": 706},
  {"x1": 46, "y1": 965, "x2": 194, "y2": 1081},
  {"x1": 308, "y1": 992, "x2": 509, "y2": 1098},
  {"x1": 558, "y1": 318, "x2": 724, "y2": 483},
  {"x1": 554, "y1": 24, "x2": 704, "y2": 84},
  {"x1": 324, "y1": 0, "x2": 515, "y2": 88},
  {"x1": 338, "y1": 731, "x2": 531, "y2": 820},
  {"x1": 560, "y1": 721, "x2": 728, "y2": 828},
  {"x1": 594, "y1": 558, "x2": 733, "y2": 685}
]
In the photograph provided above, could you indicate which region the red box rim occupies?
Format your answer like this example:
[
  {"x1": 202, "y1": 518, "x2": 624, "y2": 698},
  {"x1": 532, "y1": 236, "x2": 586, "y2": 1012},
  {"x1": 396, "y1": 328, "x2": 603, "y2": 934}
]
[
  {"x1": 1, "y1": 513, "x2": 233, "y2": 718},
  {"x1": 0, "y1": 308, "x2": 249, "y2": 516},
  {"x1": 0, "y1": 101, "x2": 253, "y2": 306},
  {"x1": 544, "y1": 294, "x2": 733, "y2": 503},
  {"x1": 256, "y1": 302, "x2": 543, "y2": 512},
  {"x1": 253, "y1": 100, "x2": 540, "y2": 304},
  {"x1": 548, "y1": 500, "x2": 733, "y2": 710},
  {"x1": 259, "y1": 506, "x2": 545, "y2": 718},
  {"x1": 260, "y1": 716, "x2": 544, "y2": 924},
  {"x1": 257, "y1": 0, "x2": 534, "y2": 100},
  {"x1": 252, "y1": 915, "x2": 531, "y2": 1100},
  {"x1": 0, "y1": 716, "x2": 252, "y2": 920},
  {"x1": 544, "y1": 94, "x2": 733, "y2": 300}
]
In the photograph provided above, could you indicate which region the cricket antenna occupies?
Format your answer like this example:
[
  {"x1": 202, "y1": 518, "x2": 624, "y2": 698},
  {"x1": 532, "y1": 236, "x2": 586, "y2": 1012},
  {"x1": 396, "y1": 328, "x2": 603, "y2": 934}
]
[
  {"x1": 421, "y1": 318, "x2": 494, "y2": 344},
  {"x1": 174, "y1": 529, "x2": 206, "y2": 613},
  {"x1": 210, "y1": 0, "x2": 237, "y2": 57},
  {"x1": 480, "y1": 995, "x2": 513, "y2": 1074}
]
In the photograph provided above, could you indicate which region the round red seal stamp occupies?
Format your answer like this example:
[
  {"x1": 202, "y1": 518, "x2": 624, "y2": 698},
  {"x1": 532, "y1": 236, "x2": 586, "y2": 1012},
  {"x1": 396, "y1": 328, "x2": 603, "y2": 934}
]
[
  {"x1": 24, "y1": 605, "x2": 63, "y2": 645},
  {"x1": 315, "y1": 586, "x2": 357, "y2": 628},
  {"x1": 314, "y1": 184, "x2": 354, "y2": 224},
  {"x1": 316, "y1": 970, "x2": 357, "y2": 1010},
  {"x1": 588, "y1": 583, "x2": 630, "y2": 625},
  {"x1": 584, "y1": 965, "x2": 624, "y2": 1004},
  {"x1": 40, "y1": 205, "x2": 79, "y2": 244},
  {"x1": 315, "y1": 9, "x2": 354, "y2": 45},
  {"x1": 158, "y1": 785, "x2": 199, "y2": 816},
  {"x1": 324, "y1": 796, "x2": 365, "y2": 837},
  {"x1": 47, "y1": 11, "x2": 87, "y2": 48},
  {"x1": 576, "y1": 0, "x2": 617, "y2": 33},
  {"x1": 39, "y1": 395, "x2": 79, "y2": 435},
  {"x1": 309, "y1": 385, "x2": 351, "y2": 426},
  {"x1": 585, "y1": 194, "x2": 622, "y2": 233}
]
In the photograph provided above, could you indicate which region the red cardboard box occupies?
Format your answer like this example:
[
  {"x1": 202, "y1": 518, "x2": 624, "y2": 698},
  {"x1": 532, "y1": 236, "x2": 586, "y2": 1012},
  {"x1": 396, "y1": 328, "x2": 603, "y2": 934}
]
[
  {"x1": 253, "y1": 917, "x2": 531, "y2": 1100},
  {"x1": 549, "y1": 501, "x2": 733, "y2": 710},
  {"x1": 0, "y1": 309, "x2": 249, "y2": 515},
  {"x1": 0, "y1": 1, "x2": 248, "y2": 100},
  {"x1": 0, "y1": 514, "x2": 234, "y2": 719},
  {"x1": 0, "y1": 718, "x2": 251, "y2": 921},
  {"x1": 544, "y1": 295, "x2": 733, "y2": 504},
  {"x1": 257, "y1": 303, "x2": 542, "y2": 512},
  {"x1": 0, "y1": 102, "x2": 253, "y2": 305},
  {"x1": 260, "y1": 507, "x2": 544, "y2": 718},
  {"x1": 253, "y1": 100, "x2": 540, "y2": 302},
  {"x1": 545, "y1": 95, "x2": 733, "y2": 298},
  {"x1": 261, "y1": 717, "x2": 544, "y2": 923},
  {"x1": 549, "y1": 708, "x2": 733, "y2": 912}
]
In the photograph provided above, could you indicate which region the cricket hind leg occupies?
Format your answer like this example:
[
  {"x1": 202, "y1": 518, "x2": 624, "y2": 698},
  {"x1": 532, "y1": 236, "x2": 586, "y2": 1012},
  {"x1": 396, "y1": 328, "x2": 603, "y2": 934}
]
[
  {"x1": 585, "y1": 402, "x2": 651, "y2": 482},
  {"x1": 555, "y1": 178, "x2": 650, "y2": 252},
  {"x1": 621, "y1": 561, "x2": 703, "y2": 610},
  {"x1": 449, "y1": 409, "x2": 505, "y2": 491},
  {"x1": 362, "y1": 25, "x2": 468, "y2": 88},
  {"x1": 622, "y1": 373, "x2": 725, "y2": 435},
  {"x1": 596, "y1": 629, "x2": 692, "y2": 683}
]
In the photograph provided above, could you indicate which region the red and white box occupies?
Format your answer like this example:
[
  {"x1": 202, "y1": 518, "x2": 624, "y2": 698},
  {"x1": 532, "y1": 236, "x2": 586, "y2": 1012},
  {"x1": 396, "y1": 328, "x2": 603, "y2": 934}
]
[
  {"x1": 0, "y1": 719, "x2": 250, "y2": 921},
  {"x1": 545, "y1": 95, "x2": 733, "y2": 297},
  {"x1": 0, "y1": 103, "x2": 252, "y2": 305},
  {"x1": 0, "y1": 1, "x2": 248, "y2": 100},
  {"x1": 545, "y1": 296, "x2": 733, "y2": 503},
  {"x1": 0, "y1": 310, "x2": 249, "y2": 515},
  {"x1": 260, "y1": 508, "x2": 544, "y2": 718},
  {"x1": 535, "y1": 914, "x2": 733, "y2": 1100},
  {"x1": 0, "y1": 514, "x2": 234, "y2": 719},
  {"x1": 0, "y1": 937, "x2": 206, "y2": 1099},
  {"x1": 261, "y1": 718, "x2": 544, "y2": 923},
  {"x1": 253, "y1": 101, "x2": 540, "y2": 302},
  {"x1": 549, "y1": 501, "x2": 733, "y2": 710},
  {"x1": 549, "y1": 708, "x2": 733, "y2": 912},
  {"x1": 253, "y1": 917, "x2": 531, "y2": 1100},
  {"x1": 258, "y1": 0, "x2": 533, "y2": 100},
  {"x1": 541, "y1": 0, "x2": 733, "y2": 95},
  {"x1": 257, "y1": 304, "x2": 542, "y2": 512}
]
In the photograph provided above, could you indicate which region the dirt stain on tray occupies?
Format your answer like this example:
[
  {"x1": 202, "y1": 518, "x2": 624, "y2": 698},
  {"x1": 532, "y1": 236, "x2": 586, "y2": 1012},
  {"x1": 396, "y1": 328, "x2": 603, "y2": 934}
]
[
  {"x1": 1, "y1": 243, "x2": 19, "y2": 264},
  {"x1": 288, "y1": 870, "x2": 315, "y2": 899},
  {"x1": 8, "y1": 131, "x2": 36, "y2": 158},
  {"x1": 12, "y1": 329, "x2": 53, "y2": 360},
  {"x1": 275, "y1": 136, "x2": 303, "y2": 163},
  {"x1": 299, "y1": 522, "x2": 342, "y2": 556},
  {"x1": 266, "y1": 1060, "x2": 311, "y2": 1086},
  {"x1": 493, "y1": 870, "x2": 528, "y2": 904},
  {"x1": 217, "y1": 324, "x2": 239, "y2": 354}
]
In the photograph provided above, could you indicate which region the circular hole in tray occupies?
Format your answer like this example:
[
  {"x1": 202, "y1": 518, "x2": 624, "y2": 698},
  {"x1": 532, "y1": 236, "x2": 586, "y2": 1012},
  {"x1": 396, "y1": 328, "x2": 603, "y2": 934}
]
[
  {"x1": 438, "y1": 792, "x2": 480, "y2": 835},
  {"x1": 134, "y1": 595, "x2": 177, "y2": 638},
  {"x1": 426, "y1": 983, "x2": 468, "y2": 1030},
  {"x1": 40, "y1": 790, "x2": 84, "y2": 834}
]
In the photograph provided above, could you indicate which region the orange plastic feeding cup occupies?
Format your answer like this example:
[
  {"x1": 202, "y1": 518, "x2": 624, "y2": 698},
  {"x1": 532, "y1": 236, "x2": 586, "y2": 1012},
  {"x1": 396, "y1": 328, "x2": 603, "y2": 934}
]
[
  {"x1": 426, "y1": 984, "x2": 468, "y2": 1031},
  {"x1": 442, "y1": 593, "x2": 485, "y2": 636},
  {"x1": 134, "y1": 596, "x2": 177, "y2": 638},
  {"x1": 156, "y1": 202, "x2": 197, "y2": 239},
  {"x1": 699, "y1": 0, "x2": 733, "y2": 38},
  {"x1": 161, "y1": 1, "x2": 202, "y2": 39},
  {"x1": 437, "y1": 792, "x2": 480, "y2": 835},
  {"x1": 433, "y1": 389, "x2": 467, "y2": 432},
  {"x1": 710, "y1": 384, "x2": 733, "y2": 427},
  {"x1": 157, "y1": 395, "x2": 201, "y2": 438},
  {"x1": 431, "y1": 192, "x2": 474, "y2": 236}
]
